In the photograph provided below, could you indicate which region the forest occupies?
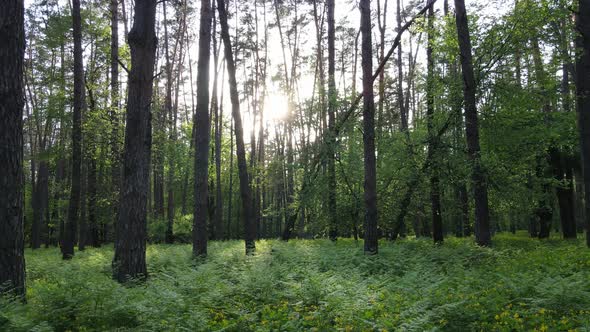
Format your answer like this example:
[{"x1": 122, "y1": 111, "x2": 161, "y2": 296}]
[{"x1": 2, "y1": 0, "x2": 590, "y2": 330}]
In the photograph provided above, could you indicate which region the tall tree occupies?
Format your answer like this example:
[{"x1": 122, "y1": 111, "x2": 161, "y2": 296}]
[
  {"x1": 193, "y1": 0, "x2": 212, "y2": 257},
  {"x1": 110, "y1": 0, "x2": 121, "y2": 242},
  {"x1": 217, "y1": 0, "x2": 256, "y2": 254},
  {"x1": 0, "y1": 0, "x2": 26, "y2": 297},
  {"x1": 576, "y1": 0, "x2": 590, "y2": 247},
  {"x1": 454, "y1": 0, "x2": 491, "y2": 246},
  {"x1": 427, "y1": 5, "x2": 443, "y2": 243},
  {"x1": 212, "y1": 0, "x2": 224, "y2": 241},
  {"x1": 112, "y1": 0, "x2": 157, "y2": 282},
  {"x1": 327, "y1": 0, "x2": 338, "y2": 241},
  {"x1": 62, "y1": 0, "x2": 86, "y2": 259},
  {"x1": 360, "y1": 0, "x2": 378, "y2": 254}
]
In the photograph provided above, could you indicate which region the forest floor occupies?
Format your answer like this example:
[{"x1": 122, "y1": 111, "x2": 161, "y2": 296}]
[{"x1": 2, "y1": 232, "x2": 590, "y2": 331}]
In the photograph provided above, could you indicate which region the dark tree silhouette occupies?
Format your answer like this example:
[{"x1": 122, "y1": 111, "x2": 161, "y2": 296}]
[
  {"x1": 360, "y1": 0, "x2": 378, "y2": 255},
  {"x1": 62, "y1": 0, "x2": 86, "y2": 259},
  {"x1": 193, "y1": 0, "x2": 212, "y2": 257},
  {"x1": 112, "y1": 0, "x2": 157, "y2": 282},
  {"x1": 454, "y1": 0, "x2": 491, "y2": 246},
  {"x1": 0, "y1": 0, "x2": 26, "y2": 298}
]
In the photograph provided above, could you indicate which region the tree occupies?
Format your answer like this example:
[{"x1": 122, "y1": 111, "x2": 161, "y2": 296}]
[
  {"x1": 327, "y1": 0, "x2": 338, "y2": 241},
  {"x1": 110, "y1": 0, "x2": 121, "y2": 242},
  {"x1": 112, "y1": 0, "x2": 157, "y2": 282},
  {"x1": 576, "y1": 0, "x2": 590, "y2": 247},
  {"x1": 62, "y1": 0, "x2": 86, "y2": 259},
  {"x1": 360, "y1": 0, "x2": 378, "y2": 254},
  {"x1": 193, "y1": 0, "x2": 212, "y2": 257},
  {"x1": 427, "y1": 5, "x2": 443, "y2": 244},
  {"x1": 454, "y1": 0, "x2": 491, "y2": 246},
  {"x1": 217, "y1": 0, "x2": 256, "y2": 254},
  {"x1": 0, "y1": 0, "x2": 26, "y2": 298}
]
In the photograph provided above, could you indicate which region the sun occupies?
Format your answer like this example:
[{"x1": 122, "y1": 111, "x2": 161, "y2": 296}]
[{"x1": 264, "y1": 94, "x2": 289, "y2": 121}]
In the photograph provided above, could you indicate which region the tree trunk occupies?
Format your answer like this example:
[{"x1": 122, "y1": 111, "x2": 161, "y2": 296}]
[
  {"x1": 217, "y1": 0, "x2": 256, "y2": 254},
  {"x1": 576, "y1": 0, "x2": 590, "y2": 247},
  {"x1": 360, "y1": 0, "x2": 378, "y2": 255},
  {"x1": 32, "y1": 161, "x2": 48, "y2": 249},
  {"x1": 227, "y1": 115, "x2": 234, "y2": 240},
  {"x1": 193, "y1": 0, "x2": 212, "y2": 257},
  {"x1": 327, "y1": 0, "x2": 338, "y2": 241},
  {"x1": 63, "y1": 0, "x2": 86, "y2": 259},
  {"x1": 112, "y1": 0, "x2": 157, "y2": 283},
  {"x1": 376, "y1": 0, "x2": 387, "y2": 140},
  {"x1": 0, "y1": 0, "x2": 26, "y2": 298},
  {"x1": 211, "y1": 1, "x2": 224, "y2": 240},
  {"x1": 396, "y1": 0, "x2": 408, "y2": 132},
  {"x1": 454, "y1": 0, "x2": 491, "y2": 246},
  {"x1": 110, "y1": 0, "x2": 121, "y2": 242},
  {"x1": 427, "y1": 5, "x2": 443, "y2": 243},
  {"x1": 87, "y1": 157, "x2": 99, "y2": 247}
]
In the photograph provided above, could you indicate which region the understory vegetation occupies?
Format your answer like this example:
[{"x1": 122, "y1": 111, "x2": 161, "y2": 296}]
[{"x1": 2, "y1": 233, "x2": 590, "y2": 331}]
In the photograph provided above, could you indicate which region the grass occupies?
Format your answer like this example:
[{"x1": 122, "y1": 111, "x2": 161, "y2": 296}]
[{"x1": 2, "y1": 232, "x2": 590, "y2": 331}]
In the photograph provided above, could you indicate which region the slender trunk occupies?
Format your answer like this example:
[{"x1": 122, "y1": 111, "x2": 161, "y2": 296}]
[
  {"x1": 360, "y1": 0, "x2": 378, "y2": 254},
  {"x1": 193, "y1": 0, "x2": 212, "y2": 257},
  {"x1": 110, "y1": 0, "x2": 121, "y2": 240},
  {"x1": 63, "y1": 0, "x2": 86, "y2": 259},
  {"x1": 427, "y1": 6, "x2": 443, "y2": 243},
  {"x1": 454, "y1": 0, "x2": 491, "y2": 246},
  {"x1": 211, "y1": 1, "x2": 223, "y2": 240},
  {"x1": 79, "y1": 159, "x2": 87, "y2": 250},
  {"x1": 218, "y1": 0, "x2": 256, "y2": 253},
  {"x1": 112, "y1": 0, "x2": 157, "y2": 283},
  {"x1": 87, "y1": 157, "x2": 98, "y2": 247},
  {"x1": 396, "y1": 0, "x2": 408, "y2": 132},
  {"x1": 576, "y1": 0, "x2": 590, "y2": 247},
  {"x1": 227, "y1": 115, "x2": 234, "y2": 240},
  {"x1": 327, "y1": 0, "x2": 338, "y2": 241},
  {"x1": 32, "y1": 161, "x2": 48, "y2": 249},
  {"x1": 377, "y1": 0, "x2": 387, "y2": 140}
]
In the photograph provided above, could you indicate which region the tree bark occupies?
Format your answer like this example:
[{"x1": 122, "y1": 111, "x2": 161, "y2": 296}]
[
  {"x1": 454, "y1": 0, "x2": 491, "y2": 246},
  {"x1": 211, "y1": 1, "x2": 224, "y2": 240},
  {"x1": 110, "y1": 0, "x2": 121, "y2": 241},
  {"x1": 576, "y1": 0, "x2": 590, "y2": 247},
  {"x1": 218, "y1": 0, "x2": 256, "y2": 253},
  {"x1": 0, "y1": 0, "x2": 26, "y2": 298},
  {"x1": 193, "y1": 0, "x2": 212, "y2": 257},
  {"x1": 32, "y1": 161, "x2": 48, "y2": 249},
  {"x1": 63, "y1": 0, "x2": 86, "y2": 259},
  {"x1": 427, "y1": 5, "x2": 443, "y2": 243},
  {"x1": 112, "y1": 0, "x2": 157, "y2": 282},
  {"x1": 327, "y1": 0, "x2": 338, "y2": 241},
  {"x1": 360, "y1": 0, "x2": 378, "y2": 255}
]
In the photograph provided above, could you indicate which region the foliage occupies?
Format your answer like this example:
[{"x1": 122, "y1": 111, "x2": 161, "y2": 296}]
[{"x1": 2, "y1": 233, "x2": 590, "y2": 331}]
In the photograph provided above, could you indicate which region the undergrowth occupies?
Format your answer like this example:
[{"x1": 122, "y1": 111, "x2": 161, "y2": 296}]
[{"x1": 2, "y1": 232, "x2": 590, "y2": 331}]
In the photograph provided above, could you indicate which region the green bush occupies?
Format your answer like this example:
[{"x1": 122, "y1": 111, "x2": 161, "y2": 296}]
[{"x1": 2, "y1": 233, "x2": 590, "y2": 331}]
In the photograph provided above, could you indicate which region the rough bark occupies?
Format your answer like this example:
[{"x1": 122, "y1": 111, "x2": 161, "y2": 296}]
[
  {"x1": 193, "y1": 0, "x2": 212, "y2": 257},
  {"x1": 112, "y1": 0, "x2": 157, "y2": 283},
  {"x1": 0, "y1": 0, "x2": 26, "y2": 298},
  {"x1": 454, "y1": 0, "x2": 491, "y2": 246},
  {"x1": 360, "y1": 0, "x2": 378, "y2": 255}
]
